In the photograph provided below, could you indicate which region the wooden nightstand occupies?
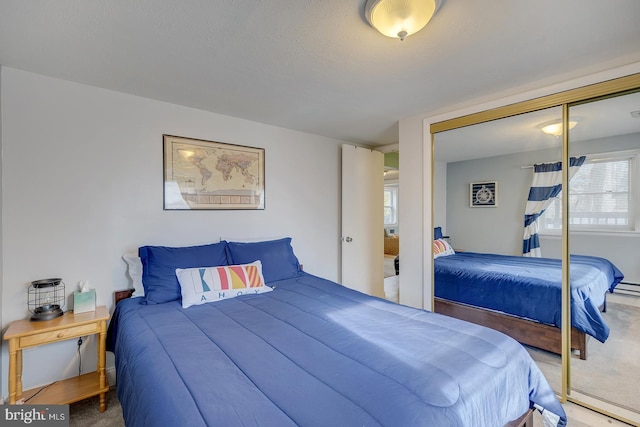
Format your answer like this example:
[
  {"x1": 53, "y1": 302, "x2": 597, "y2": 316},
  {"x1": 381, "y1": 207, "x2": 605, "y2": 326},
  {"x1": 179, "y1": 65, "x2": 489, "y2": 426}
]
[{"x1": 3, "y1": 306, "x2": 110, "y2": 412}]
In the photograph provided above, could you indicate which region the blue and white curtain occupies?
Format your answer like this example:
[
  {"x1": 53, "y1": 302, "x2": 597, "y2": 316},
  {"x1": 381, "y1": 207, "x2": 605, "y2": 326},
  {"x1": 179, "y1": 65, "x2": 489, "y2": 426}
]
[{"x1": 522, "y1": 156, "x2": 586, "y2": 257}]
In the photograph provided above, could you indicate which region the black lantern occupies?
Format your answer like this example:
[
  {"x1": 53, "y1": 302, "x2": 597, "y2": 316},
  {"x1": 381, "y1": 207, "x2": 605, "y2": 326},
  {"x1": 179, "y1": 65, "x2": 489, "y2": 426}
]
[{"x1": 28, "y1": 278, "x2": 65, "y2": 321}]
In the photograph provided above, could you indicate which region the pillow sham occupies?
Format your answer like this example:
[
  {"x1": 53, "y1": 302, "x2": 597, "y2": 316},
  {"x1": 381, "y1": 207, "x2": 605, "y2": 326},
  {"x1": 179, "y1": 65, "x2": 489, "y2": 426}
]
[
  {"x1": 139, "y1": 241, "x2": 229, "y2": 304},
  {"x1": 176, "y1": 261, "x2": 273, "y2": 308},
  {"x1": 225, "y1": 237, "x2": 301, "y2": 283},
  {"x1": 122, "y1": 252, "x2": 144, "y2": 297},
  {"x1": 433, "y1": 239, "x2": 455, "y2": 259}
]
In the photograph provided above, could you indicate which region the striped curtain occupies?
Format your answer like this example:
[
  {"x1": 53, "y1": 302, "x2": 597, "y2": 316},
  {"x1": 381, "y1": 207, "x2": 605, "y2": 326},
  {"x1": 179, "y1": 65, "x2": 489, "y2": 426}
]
[{"x1": 522, "y1": 156, "x2": 586, "y2": 257}]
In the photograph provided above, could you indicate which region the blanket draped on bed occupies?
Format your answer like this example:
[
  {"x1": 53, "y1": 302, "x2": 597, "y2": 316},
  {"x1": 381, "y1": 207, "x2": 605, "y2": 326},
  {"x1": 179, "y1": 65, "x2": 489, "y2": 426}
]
[{"x1": 108, "y1": 272, "x2": 566, "y2": 427}]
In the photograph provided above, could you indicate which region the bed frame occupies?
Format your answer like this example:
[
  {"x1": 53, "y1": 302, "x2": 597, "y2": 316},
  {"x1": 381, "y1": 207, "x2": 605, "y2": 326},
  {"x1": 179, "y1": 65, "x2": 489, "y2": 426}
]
[
  {"x1": 114, "y1": 289, "x2": 135, "y2": 305},
  {"x1": 435, "y1": 297, "x2": 588, "y2": 360},
  {"x1": 508, "y1": 409, "x2": 534, "y2": 427},
  {"x1": 113, "y1": 290, "x2": 538, "y2": 426}
]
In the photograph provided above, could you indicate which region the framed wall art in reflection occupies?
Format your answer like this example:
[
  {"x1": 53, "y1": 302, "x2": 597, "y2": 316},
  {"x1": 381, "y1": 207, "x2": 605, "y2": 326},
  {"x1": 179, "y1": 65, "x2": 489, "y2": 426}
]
[
  {"x1": 470, "y1": 181, "x2": 497, "y2": 207},
  {"x1": 163, "y1": 135, "x2": 265, "y2": 210}
]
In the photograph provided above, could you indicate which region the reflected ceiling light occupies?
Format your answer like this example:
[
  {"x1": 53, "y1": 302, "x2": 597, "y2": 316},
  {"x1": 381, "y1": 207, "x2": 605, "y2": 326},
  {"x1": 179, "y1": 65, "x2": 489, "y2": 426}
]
[
  {"x1": 538, "y1": 120, "x2": 578, "y2": 136},
  {"x1": 365, "y1": 0, "x2": 443, "y2": 41}
]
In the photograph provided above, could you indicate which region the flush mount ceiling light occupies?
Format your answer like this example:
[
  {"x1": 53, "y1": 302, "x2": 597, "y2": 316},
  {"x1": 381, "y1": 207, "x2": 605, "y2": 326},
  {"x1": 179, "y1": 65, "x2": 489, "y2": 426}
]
[
  {"x1": 365, "y1": 0, "x2": 443, "y2": 41},
  {"x1": 538, "y1": 120, "x2": 578, "y2": 136}
]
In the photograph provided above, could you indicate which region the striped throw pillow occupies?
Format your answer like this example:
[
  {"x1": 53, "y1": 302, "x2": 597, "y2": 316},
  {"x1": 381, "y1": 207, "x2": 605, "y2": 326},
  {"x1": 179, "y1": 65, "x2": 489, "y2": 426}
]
[{"x1": 176, "y1": 260, "x2": 272, "y2": 308}]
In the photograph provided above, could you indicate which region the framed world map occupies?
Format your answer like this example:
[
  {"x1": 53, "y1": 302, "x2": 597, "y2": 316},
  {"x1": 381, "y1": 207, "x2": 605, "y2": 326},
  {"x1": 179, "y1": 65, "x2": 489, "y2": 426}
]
[{"x1": 163, "y1": 135, "x2": 265, "y2": 210}]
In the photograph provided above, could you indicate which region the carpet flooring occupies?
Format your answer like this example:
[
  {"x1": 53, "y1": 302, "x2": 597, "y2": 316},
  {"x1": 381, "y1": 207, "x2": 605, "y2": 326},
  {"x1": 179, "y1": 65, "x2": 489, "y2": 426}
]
[
  {"x1": 69, "y1": 388, "x2": 123, "y2": 427},
  {"x1": 526, "y1": 292, "x2": 640, "y2": 414}
]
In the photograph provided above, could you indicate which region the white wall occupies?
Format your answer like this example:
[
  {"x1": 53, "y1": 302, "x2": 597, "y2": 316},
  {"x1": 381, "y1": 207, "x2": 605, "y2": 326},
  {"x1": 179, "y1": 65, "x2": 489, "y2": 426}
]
[
  {"x1": 398, "y1": 114, "x2": 426, "y2": 309},
  {"x1": 433, "y1": 160, "x2": 447, "y2": 234},
  {"x1": 0, "y1": 67, "x2": 347, "y2": 396},
  {"x1": 400, "y1": 62, "x2": 640, "y2": 310}
]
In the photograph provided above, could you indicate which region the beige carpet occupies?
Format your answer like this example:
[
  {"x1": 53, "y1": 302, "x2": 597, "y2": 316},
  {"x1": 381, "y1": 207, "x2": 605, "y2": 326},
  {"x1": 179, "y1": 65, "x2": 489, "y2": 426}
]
[
  {"x1": 526, "y1": 292, "x2": 640, "y2": 414},
  {"x1": 69, "y1": 388, "x2": 123, "y2": 427}
]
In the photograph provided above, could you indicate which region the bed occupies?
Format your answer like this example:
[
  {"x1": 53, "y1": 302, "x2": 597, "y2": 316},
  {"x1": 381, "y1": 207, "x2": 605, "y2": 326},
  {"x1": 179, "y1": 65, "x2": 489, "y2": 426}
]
[
  {"x1": 109, "y1": 238, "x2": 566, "y2": 427},
  {"x1": 433, "y1": 248, "x2": 624, "y2": 360}
]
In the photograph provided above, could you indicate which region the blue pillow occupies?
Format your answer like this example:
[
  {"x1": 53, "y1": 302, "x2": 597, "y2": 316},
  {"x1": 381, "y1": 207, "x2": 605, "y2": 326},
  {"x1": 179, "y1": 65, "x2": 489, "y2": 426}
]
[
  {"x1": 226, "y1": 238, "x2": 301, "y2": 283},
  {"x1": 139, "y1": 241, "x2": 229, "y2": 304},
  {"x1": 434, "y1": 227, "x2": 443, "y2": 240}
]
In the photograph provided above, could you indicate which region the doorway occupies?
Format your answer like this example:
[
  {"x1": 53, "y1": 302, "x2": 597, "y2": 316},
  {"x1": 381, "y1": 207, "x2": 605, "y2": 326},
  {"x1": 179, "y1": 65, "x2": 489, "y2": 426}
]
[{"x1": 383, "y1": 149, "x2": 400, "y2": 302}]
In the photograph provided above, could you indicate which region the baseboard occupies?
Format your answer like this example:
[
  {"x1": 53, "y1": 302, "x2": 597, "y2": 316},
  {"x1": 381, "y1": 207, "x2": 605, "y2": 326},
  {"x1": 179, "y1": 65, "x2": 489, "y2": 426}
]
[{"x1": 107, "y1": 367, "x2": 117, "y2": 387}]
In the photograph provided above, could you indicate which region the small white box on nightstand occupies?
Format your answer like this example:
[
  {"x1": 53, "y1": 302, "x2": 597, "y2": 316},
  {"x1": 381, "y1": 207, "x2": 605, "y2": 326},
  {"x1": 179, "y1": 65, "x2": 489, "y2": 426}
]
[{"x1": 73, "y1": 289, "x2": 96, "y2": 313}]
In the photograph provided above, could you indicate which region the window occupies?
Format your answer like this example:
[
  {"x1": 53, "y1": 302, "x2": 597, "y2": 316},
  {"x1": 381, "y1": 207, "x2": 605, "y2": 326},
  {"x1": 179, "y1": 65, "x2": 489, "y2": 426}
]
[
  {"x1": 384, "y1": 186, "x2": 398, "y2": 226},
  {"x1": 540, "y1": 152, "x2": 637, "y2": 232}
]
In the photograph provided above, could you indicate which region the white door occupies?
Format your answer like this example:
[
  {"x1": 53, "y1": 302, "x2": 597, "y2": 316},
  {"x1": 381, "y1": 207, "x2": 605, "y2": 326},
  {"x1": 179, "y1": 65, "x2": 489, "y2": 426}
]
[{"x1": 341, "y1": 144, "x2": 384, "y2": 298}]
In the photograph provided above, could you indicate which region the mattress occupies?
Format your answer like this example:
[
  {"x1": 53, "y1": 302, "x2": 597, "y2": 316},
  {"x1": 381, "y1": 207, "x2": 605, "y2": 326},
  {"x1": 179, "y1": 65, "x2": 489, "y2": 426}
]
[{"x1": 108, "y1": 272, "x2": 566, "y2": 426}]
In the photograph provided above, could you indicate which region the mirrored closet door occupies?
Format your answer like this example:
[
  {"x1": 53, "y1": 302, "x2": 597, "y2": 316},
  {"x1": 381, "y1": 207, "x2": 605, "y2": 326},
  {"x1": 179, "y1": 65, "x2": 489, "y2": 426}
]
[
  {"x1": 566, "y1": 90, "x2": 640, "y2": 421},
  {"x1": 431, "y1": 73, "x2": 640, "y2": 425}
]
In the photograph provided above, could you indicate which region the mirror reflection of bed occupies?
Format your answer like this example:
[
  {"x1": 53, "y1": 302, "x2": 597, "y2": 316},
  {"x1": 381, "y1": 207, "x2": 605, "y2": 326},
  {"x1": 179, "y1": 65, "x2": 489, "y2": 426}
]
[{"x1": 433, "y1": 90, "x2": 640, "y2": 417}]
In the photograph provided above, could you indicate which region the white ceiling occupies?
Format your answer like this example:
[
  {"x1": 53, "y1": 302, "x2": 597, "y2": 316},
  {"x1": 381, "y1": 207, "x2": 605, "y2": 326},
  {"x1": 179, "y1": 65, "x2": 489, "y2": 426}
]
[{"x1": 1, "y1": 1, "x2": 640, "y2": 147}]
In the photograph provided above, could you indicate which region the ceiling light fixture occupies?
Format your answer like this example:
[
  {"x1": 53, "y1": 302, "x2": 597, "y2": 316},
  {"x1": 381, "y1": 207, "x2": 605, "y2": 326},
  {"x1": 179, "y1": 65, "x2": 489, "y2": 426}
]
[
  {"x1": 365, "y1": 0, "x2": 443, "y2": 41},
  {"x1": 538, "y1": 120, "x2": 578, "y2": 136}
]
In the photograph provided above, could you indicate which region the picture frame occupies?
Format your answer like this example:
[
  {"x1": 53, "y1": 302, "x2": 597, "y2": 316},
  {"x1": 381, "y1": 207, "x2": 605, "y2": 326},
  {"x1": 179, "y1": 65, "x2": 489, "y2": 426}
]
[
  {"x1": 163, "y1": 135, "x2": 265, "y2": 210},
  {"x1": 470, "y1": 181, "x2": 498, "y2": 207}
]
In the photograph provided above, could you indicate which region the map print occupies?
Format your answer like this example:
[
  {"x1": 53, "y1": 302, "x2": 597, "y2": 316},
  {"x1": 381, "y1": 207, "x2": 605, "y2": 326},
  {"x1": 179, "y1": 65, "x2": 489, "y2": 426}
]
[{"x1": 164, "y1": 136, "x2": 265, "y2": 210}]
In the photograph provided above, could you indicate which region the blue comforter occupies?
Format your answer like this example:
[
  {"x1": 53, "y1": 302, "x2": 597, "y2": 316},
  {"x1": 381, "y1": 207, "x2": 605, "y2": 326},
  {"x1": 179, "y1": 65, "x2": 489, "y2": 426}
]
[
  {"x1": 435, "y1": 253, "x2": 623, "y2": 342},
  {"x1": 108, "y1": 272, "x2": 566, "y2": 427}
]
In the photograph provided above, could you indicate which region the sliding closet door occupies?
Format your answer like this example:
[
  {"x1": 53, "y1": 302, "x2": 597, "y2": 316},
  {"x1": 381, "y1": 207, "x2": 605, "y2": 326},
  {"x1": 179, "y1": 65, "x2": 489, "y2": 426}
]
[
  {"x1": 566, "y1": 90, "x2": 640, "y2": 424},
  {"x1": 431, "y1": 73, "x2": 640, "y2": 425}
]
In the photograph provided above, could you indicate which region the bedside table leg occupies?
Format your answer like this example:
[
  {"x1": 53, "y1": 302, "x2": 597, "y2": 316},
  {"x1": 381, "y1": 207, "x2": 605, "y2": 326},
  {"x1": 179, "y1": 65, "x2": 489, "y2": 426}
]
[
  {"x1": 8, "y1": 339, "x2": 17, "y2": 404},
  {"x1": 17, "y1": 349, "x2": 23, "y2": 397},
  {"x1": 98, "y1": 320, "x2": 107, "y2": 412}
]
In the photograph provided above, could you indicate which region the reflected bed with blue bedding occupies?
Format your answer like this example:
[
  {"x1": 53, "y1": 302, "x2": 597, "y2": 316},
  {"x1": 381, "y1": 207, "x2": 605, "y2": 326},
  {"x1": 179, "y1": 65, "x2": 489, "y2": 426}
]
[
  {"x1": 435, "y1": 252, "x2": 624, "y2": 344},
  {"x1": 108, "y1": 272, "x2": 566, "y2": 426}
]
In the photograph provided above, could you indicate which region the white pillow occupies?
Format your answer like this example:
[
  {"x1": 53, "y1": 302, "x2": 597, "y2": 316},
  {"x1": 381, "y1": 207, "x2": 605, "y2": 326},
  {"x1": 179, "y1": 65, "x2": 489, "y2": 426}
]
[
  {"x1": 433, "y1": 239, "x2": 455, "y2": 259},
  {"x1": 122, "y1": 252, "x2": 145, "y2": 297},
  {"x1": 176, "y1": 260, "x2": 273, "y2": 309}
]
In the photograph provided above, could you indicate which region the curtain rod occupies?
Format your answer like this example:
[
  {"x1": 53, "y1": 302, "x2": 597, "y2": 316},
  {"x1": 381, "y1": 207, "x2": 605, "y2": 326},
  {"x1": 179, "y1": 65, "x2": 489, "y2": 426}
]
[
  {"x1": 520, "y1": 149, "x2": 638, "y2": 169},
  {"x1": 519, "y1": 155, "x2": 633, "y2": 169}
]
